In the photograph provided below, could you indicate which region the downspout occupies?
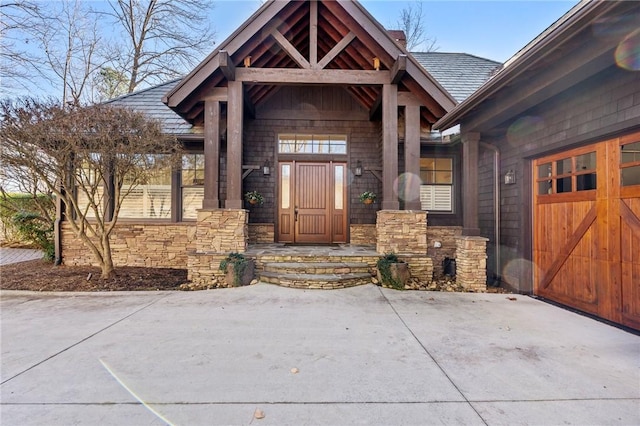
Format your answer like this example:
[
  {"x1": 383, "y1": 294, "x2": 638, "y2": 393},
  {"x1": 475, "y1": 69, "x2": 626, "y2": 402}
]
[{"x1": 479, "y1": 142, "x2": 501, "y2": 284}]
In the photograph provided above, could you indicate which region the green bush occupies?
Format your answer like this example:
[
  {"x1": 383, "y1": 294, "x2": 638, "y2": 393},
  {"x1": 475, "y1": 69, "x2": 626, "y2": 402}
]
[{"x1": 0, "y1": 194, "x2": 55, "y2": 261}]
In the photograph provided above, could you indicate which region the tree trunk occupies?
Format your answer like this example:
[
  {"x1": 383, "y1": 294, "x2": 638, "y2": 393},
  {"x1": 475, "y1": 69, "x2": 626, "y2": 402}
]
[{"x1": 100, "y1": 234, "x2": 116, "y2": 279}]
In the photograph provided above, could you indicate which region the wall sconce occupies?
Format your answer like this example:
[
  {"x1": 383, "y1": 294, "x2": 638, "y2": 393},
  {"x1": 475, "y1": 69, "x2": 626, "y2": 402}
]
[
  {"x1": 354, "y1": 160, "x2": 363, "y2": 176},
  {"x1": 244, "y1": 56, "x2": 251, "y2": 67},
  {"x1": 263, "y1": 159, "x2": 271, "y2": 176},
  {"x1": 504, "y1": 170, "x2": 516, "y2": 185},
  {"x1": 373, "y1": 57, "x2": 380, "y2": 71}
]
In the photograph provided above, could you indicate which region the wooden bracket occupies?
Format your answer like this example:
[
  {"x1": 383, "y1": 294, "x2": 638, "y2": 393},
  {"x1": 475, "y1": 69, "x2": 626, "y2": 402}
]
[{"x1": 242, "y1": 165, "x2": 260, "y2": 179}]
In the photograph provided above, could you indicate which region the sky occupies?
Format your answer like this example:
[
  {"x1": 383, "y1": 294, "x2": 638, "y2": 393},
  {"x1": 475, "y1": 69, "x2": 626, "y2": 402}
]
[{"x1": 211, "y1": 0, "x2": 580, "y2": 63}]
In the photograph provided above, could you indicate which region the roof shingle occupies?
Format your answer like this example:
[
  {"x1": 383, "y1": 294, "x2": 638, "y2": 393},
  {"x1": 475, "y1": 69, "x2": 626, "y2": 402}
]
[{"x1": 411, "y1": 52, "x2": 502, "y2": 102}]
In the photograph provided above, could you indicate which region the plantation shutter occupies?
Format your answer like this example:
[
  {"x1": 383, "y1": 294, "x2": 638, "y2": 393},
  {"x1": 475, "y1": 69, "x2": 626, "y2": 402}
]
[{"x1": 420, "y1": 185, "x2": 452, "y2": 211}]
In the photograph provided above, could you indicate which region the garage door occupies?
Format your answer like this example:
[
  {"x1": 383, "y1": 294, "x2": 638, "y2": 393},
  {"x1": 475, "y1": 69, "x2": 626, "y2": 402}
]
[{"x1": 533, "y1": 132, "x2": 640, "y2": 330}]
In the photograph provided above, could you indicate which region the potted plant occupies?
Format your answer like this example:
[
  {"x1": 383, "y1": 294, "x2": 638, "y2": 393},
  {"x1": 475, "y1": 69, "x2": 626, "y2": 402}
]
[
  {"x1": 219, "y1": 252, "x2": 255, "y2": 287},
  {"x1": 359, "y1": 191, "x2": 376, "y2": 204},
  {"x1": 244, "y1": 191, "x2": 264, "y2": 206},
  {"x1": 376, "y1": 253, "x2": 410, "y2": 290}
]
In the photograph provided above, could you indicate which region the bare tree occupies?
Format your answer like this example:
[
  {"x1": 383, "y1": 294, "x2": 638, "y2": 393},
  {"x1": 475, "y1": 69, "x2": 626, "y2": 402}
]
[
  {"x1": 104, "y1": 0, "x2": 216, "y2": 93},
  {"x1": 397, "y1": 1, "x2": 437, "y2": 51},
  {"x1": 34, "y1": 0, "x2": 108, "y2": 106},
  {"x1": 0, "y1": 1, "x2": 42, "y2": 95},
  {"x1": 0, "y1": 99, "x2": 182, "y2": 278}
]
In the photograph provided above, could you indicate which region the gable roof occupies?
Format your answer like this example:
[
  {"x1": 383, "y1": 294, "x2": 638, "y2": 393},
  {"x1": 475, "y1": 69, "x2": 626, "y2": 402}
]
[
  {"x1": 412, "y1": 52, "x2": 501, "y2": 102},
  {"x1": 163, "y1": 0, "x2": 456, "y2": 126},
  {"x1": 106, "y1": 51, "x2": 498, "y2": 134}
]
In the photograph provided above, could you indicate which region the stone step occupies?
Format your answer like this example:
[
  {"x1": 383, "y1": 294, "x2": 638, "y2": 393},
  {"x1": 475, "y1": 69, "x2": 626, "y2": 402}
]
[
  {"x1": 263, "y1": 261, "x2": 370, "y2": 275},
  {"x1": 260, "y1": 271, "x2": 373, "y2": 290}
]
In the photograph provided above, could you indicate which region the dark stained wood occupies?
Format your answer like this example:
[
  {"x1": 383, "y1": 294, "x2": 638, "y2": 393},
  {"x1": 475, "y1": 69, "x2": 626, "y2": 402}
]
[
  {"x1": 310, "y1": 0, "x2": 318, "y2": 66},
  {"x1": 463, "y1": 38, "x2": 615, "y2": 131},
  {"x1": 271, "y1": 28, "x2": 311, "y2": 69},
  {"x1": 317, "y1": 32, "x2": 355, "y2": 69},
  {"x1": 226, "y1": 81, "x2": 243, "y2": 209},
  {"x1": 404, "y1": 104, "x2": 421, "y2": 210},
  {"x1": 462, "y1": 131, "x2": 481, "y2": 235},
  {"x1": 219, "y1": 50, "x2": 235, "y2": 81},
  {"x1": 382, "y1": 83, "x2": 399, "y2": 210},
  {"x1": 237, "y1": 68, "x2": 389, "y2": 85},
  {"x1": 203, "y1": 100, "x2": 220, "y2": 209},
  {"x1": 391, "y1": 55, "x2": 407, "y2": 85}
]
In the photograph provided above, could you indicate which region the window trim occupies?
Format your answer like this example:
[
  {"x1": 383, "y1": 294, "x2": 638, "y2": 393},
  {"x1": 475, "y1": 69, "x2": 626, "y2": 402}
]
[{"x1": 419, "y1": 155, "x2": 455, "y2": 214}]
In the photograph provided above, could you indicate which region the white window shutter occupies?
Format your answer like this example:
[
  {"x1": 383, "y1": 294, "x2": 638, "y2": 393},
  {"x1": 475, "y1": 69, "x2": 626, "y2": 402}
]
[{"x1": 420, "y1": 185, "x2": 452, "y2": 211}]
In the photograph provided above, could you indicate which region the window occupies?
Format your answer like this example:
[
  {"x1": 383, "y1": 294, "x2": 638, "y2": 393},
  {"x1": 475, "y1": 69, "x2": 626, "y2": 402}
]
[
  {"x1": 278, "y1": 134, "x2": 347, "y2": 154},
  {"x1": 181, "y1": 153, "x2": 204, "y2": 220},
  {"x1": 621, "y1": 141, "x2": 640, "y2": 187},
  {"x1": 536, "y1": 151, "x2": 597, "y2": 195},
  {"x1": 420, "y1": 157, "x2": 453, "y2": 212},
  {"x1": 119, "y1": 155, "x2": 172, "y2": 219}
]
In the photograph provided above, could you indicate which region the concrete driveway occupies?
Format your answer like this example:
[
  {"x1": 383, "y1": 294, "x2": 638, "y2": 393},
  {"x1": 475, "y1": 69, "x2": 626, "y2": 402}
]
[{"x1": 1, "y1": 284, "x2": 638, "y2": 425}]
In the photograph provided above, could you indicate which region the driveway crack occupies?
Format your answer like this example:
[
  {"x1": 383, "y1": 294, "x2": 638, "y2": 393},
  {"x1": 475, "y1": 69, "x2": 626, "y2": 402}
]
[
  {"x1": 1, "y1": 293, "x2": 173, "y2": 385},
  {"x1": 376, "y1": 287, "x2": 489, "y2": 425}
]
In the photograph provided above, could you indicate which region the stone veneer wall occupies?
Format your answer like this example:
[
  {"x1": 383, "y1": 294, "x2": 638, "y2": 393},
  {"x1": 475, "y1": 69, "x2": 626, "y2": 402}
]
[
  {"x1": 248, "y1": 223, "x2": 275, "y2": 243},
  {"x1": 427, "y1": 226, "x2": 463, "y2": 276},
  {"x1": 455, "y1": 236, "x2": 488, "y2": 291},
  {"x1": 61, "y1": 222, "x2": 196, "y2": 268},
  {"x1": 376, "y1": 210, "x2": 428, "y2": 254},
  {"x1": 189, "y1": 209, "x2": 248, "y2": 286},
  {"x1": 350, "y1": 224, "x2": 376, "y2": 245}
]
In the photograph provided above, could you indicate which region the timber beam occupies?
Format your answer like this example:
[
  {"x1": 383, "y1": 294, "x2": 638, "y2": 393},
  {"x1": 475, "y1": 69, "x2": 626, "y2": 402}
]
[
  {"x1": 237, "y1": 68, "x2": 390, "y2": 85},
  {"x1": 219, "y1": 51, "x2": 235, "y2": 81},
  {"x1": 391, "y1": 55, "x2": 407, "y2": 85}
]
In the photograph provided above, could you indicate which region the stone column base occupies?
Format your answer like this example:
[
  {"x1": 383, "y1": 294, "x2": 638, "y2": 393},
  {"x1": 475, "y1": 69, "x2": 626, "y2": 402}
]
[
  {"x1": 376, "y1": 210, "x2": 427, "y2": 254},
  {"x1": 455, "y1": 236, "x2": 488, "y2": 291}
]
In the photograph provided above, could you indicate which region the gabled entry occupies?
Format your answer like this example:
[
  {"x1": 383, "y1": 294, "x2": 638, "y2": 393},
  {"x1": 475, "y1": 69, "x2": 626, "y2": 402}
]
[{"x1": 161, "y1": 0, "x2": 455, "y2": 245}]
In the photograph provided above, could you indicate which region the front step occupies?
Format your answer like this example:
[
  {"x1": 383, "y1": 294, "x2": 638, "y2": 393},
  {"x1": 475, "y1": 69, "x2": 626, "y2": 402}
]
[{"x1": 260, "y1": 261, "x2": 373, "y2": 289}]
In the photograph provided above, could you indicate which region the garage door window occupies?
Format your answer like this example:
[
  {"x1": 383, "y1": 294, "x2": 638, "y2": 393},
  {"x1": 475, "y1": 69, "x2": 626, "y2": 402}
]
[
  {"x1": 621, "y1": 141, "x2": 640, "y2": 187},
  {"x1": 536, "y1": 151, "x2": 597, "y2": 195}
]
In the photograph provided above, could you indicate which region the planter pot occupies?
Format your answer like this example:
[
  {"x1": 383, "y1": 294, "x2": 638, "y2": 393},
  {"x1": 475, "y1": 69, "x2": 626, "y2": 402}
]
[
  {"x1": 248, "y1": 199, "x2": 258, "y2": 205},
  {"x1": 377, "y1": 262, "x2": 410, "y2": 289},
  {"x1": 363, "y1": 199, "x2": 374, "y2": 204},
  {"x1": 225, "y1": 260, "x2": 255, "y2": 287}
]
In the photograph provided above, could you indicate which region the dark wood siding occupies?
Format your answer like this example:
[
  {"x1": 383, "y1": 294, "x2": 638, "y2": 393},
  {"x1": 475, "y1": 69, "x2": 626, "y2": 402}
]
[
  {"x1": 474, "y1": 66, "x2": 640, "y2": 292},
  {"x1": 243, "y1": 86, "x2": 381, "y2": 228}
]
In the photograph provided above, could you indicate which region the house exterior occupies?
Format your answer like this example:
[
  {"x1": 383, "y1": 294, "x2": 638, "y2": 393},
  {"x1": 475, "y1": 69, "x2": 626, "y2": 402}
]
[
  {"x1": 435, "y1": 0, "x2": 640, "y2": 329},
  {"x1": 59, "y1": 0, "x2": 499, "y2": 290}
]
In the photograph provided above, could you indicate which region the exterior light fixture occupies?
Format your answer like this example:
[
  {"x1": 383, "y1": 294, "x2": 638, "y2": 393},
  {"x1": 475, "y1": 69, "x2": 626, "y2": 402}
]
[
  {"x1": 244, "y1": 56, "x2": 251, "y2": 67},
  {"x1": 263, "y1": 159, "x2": 271, "y2": 176},
  {"x1": 355, "y1": 160, "x2": 363, "y2": 176},
  {"x1": 504, "y1": 170, "x2": 516, "y2": 185},
  {"x1": 373, "y1": 57, "x2": 380, "y2": 71}
]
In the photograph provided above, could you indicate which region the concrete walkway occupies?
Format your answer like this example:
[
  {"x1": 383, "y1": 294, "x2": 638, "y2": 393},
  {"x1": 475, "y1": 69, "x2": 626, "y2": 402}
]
[
  {"x1": 0, "y1": 248, "x2": 43, "y2": 265},
  {"x1": 1, "y1": 285, "x2": 638, "y2": 425}
]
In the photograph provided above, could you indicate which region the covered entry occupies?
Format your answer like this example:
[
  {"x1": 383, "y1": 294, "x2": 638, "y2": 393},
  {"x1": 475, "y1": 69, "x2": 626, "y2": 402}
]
[{"x1": 533, "y1": 132, "x2": 640, "y2": 329}]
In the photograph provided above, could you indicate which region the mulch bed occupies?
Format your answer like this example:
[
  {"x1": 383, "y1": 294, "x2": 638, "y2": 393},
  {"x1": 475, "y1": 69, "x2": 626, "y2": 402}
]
[{"x1": 0, "y1": 259, "x2": 188, "y2": 292}]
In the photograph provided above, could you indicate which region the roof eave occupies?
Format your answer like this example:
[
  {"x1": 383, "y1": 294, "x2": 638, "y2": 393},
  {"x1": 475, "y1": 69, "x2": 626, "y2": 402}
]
[{"x1": 433, "y1": 0, "x2": 610, "y2": 131}]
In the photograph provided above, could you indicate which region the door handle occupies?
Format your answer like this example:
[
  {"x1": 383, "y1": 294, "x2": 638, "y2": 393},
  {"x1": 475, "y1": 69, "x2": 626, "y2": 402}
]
[{"x1": 294, "y1": 207, "x2": 298, "y2": 222}]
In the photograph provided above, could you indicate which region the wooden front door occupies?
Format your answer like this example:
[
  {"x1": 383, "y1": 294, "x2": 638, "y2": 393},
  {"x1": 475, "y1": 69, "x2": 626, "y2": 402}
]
[
  {"x1": 277, "y1": 161, "x2": 347, "y2": 244},
  {"x1": 533, "y1": 132, "x2": 640, "y2": 329}
]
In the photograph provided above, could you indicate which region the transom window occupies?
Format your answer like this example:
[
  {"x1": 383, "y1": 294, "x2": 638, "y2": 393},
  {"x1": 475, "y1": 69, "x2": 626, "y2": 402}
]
[
  {"x1": 420, "y1": 157, "x2": 453, "y2": 212},
  {"x1": 278, "y1": 134, "x2": 347, "y2": 154},
  {"x1": 536, "y1": 151, "x2": 597, "y2": 195}
]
